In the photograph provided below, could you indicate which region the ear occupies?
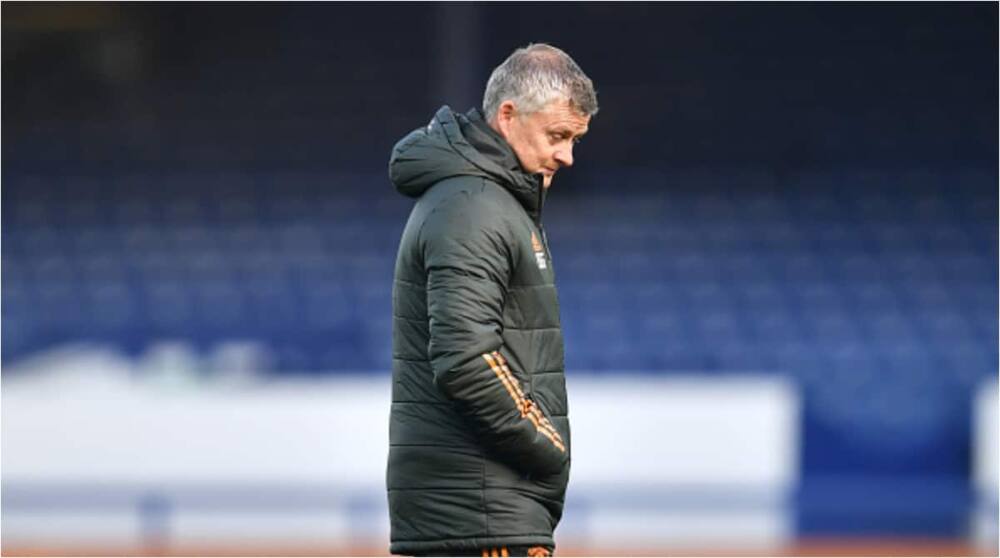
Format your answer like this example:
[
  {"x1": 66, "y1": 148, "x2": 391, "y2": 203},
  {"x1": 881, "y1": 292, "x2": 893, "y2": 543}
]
[{"x1": 494, "y1": 100, "x2": 517, "y2": 139}]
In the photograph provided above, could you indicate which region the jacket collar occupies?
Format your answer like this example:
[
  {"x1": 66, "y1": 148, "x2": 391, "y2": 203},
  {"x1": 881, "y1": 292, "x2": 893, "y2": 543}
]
[{"x1": 442, "y1": 107, "x2": 547, "y2": 222}]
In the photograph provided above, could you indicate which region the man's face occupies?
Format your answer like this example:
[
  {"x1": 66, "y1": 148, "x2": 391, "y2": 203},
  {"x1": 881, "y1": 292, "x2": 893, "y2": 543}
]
[{"x1": 494, "y1": 98, "x2": 590, "y2": 189}]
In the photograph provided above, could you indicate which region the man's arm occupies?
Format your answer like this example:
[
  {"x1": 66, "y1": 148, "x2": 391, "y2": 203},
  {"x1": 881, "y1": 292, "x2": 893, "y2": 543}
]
[{"x1": 420, "y1": 188, "x2": 567, "y2": 477}]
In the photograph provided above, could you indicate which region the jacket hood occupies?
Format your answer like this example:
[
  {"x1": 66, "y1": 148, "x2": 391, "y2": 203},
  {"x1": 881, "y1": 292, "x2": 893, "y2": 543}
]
[{"x1": 389, "y1": 106, "x2": 545, "y2": 219}]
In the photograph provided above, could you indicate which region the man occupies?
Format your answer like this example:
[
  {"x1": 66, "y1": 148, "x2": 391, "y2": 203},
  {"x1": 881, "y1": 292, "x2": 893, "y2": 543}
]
[{"x1": 387, "y1": 43, "x2": 597, "y2": 557}]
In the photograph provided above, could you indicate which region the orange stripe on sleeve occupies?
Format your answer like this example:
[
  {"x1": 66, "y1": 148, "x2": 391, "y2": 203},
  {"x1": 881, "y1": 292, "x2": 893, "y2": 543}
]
[
  {"x1": 492, "y1": 351, "x2": 565, "y2": 446},
  {"x1": 492, "y1": 352, "x2": 565, "y2": 445},
  {"x1": 530, "y1": 406, "x2": 563, "y2": 442},
  {"x1": 482, "y1": 352, "x2": 565, "y2": 453},
  {"x1": 482, "y1": 353, "x2": 525, "y2": 416}
]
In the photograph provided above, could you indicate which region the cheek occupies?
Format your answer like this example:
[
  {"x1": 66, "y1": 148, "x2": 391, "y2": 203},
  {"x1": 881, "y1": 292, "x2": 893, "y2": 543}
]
[
  {"x1": 514, "y1": 139, "x2": 537, "y2": 168},
  {"x1": 508, "y1": 127, "x2": 549, "y2": 172},
  {"x1": 516, "y1": 136, "x2": 544, "y2": 168},
  {"x1": 532, "y1": 137, "x2": 553, "y2": 164}
]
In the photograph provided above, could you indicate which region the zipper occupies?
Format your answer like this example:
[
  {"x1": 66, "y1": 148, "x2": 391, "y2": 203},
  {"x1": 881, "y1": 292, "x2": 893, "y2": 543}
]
[
  {"x1": 540, "y1": 224, "x2": 551, "y2": 256},
  {"x1": 534, "y1": 174, "x2": 546, "y2": 226},
  {"x1": 534, "y1": 175, "x2": 551, "y2": 253}
]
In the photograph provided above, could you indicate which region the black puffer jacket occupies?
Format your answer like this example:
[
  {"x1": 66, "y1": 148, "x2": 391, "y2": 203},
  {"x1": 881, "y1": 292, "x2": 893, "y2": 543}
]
[{"x1": 387, "y1": 106, "x2": 570, "y2": 555}]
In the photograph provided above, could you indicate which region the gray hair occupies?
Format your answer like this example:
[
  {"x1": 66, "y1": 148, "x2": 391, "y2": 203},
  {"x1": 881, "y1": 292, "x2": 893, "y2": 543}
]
[{"x1": 482, "y1": 43, "x2": 599, "y2": 120}]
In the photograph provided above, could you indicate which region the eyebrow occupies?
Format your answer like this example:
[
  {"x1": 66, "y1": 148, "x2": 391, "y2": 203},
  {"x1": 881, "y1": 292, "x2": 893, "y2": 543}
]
[{"x1": 551, "y1": 127, "x2": 588, "y2": 138}]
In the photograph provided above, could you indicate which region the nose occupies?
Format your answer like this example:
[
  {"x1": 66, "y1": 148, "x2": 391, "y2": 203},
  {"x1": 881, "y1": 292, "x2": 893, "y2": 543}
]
[{"x1": 553, "y1": 145, "x2": 574, "y2": 168}]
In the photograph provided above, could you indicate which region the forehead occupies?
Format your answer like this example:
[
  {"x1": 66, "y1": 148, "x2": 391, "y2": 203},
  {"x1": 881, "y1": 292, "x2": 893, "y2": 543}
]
[{"x1": 531, "y1": 100, "x2": 591, "y2": 133}]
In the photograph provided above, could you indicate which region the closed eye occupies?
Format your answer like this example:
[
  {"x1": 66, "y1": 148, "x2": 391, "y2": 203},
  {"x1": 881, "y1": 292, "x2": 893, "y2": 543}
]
[{"x1": 549, "y1": 130, "x2": 586, "y2": 144}]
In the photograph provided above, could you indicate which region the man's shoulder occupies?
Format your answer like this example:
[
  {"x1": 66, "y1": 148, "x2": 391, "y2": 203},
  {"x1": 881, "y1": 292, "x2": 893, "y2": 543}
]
[
  {"x1": 421, "y1": 175, "x2": 522, "y2": 216},
  {"x1": 414, "y1": 176, "x2": 524, "y2": 246}
]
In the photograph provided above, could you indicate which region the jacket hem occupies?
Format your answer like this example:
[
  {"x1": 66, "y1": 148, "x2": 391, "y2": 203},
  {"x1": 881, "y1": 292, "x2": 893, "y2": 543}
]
[{"x1": 390, "y1": 535, "x2": 555, "y2": 555}]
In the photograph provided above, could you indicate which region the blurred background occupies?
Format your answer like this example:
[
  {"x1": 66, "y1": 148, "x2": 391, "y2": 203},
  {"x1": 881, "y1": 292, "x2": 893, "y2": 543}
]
[{"x1": 2, "y1": 2, "x2": 997, "y2": 556}]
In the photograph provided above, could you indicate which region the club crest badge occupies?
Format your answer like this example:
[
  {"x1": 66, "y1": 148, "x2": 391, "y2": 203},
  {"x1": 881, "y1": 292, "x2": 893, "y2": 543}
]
[{"x1": 531, "y1": 231, "x2": 547, "y2": 270}]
